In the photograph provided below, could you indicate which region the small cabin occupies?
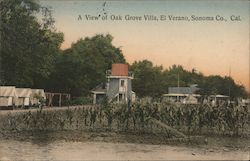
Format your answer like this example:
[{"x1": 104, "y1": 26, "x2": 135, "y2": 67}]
[{"x1": 162, "y1": 85, "x2": 200, "y2": 104}]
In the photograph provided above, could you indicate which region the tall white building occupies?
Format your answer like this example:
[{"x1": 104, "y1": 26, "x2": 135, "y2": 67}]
[{"x1": 92, "y1": 64, "x2": 135, "y2": 104}]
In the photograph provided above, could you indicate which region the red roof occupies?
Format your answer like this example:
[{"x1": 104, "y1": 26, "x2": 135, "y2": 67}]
[{"x1": 111, "y1": 64, "x2": 128, "y2": 76}]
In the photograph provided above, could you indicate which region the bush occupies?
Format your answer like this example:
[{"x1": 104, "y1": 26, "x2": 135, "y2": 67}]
[{"x1": 68, "y1": 97, "x2": 92, "y2": 105}]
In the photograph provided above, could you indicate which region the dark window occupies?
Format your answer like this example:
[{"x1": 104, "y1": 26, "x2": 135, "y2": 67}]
[
  {"x1": 119, "y1": 94, "x2": 123, "y2": 100},
  {"x1": 120, "y1": 80, "x2": 125, "y2": 87}
]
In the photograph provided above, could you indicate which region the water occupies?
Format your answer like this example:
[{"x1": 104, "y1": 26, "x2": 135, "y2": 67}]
[{"x1": 0, "y1": 139, "x2": 249, "y2": 160}]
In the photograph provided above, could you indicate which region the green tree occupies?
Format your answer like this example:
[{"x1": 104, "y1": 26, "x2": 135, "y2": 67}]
[
  {"x1": 200, "y1": 75, "x2": 247, "y2": 98},
  {"x1": 51, "y1": 34, "x2": 126, "y2": 97},
  {"x1": 130, "y1": 60, "x2": 164, "y2": 98},
  {"x1": 130, "y1": 61, "x2": 247, "y2": 99},
  {"x1": 0, "y1": 0, "x2": 63, "y2": 88}
]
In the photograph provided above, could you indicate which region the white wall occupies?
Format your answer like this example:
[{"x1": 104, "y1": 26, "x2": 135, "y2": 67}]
[
  {"x1": 24, "y1": 98, "x2": 30, "y2": 106},
  {"x1": 0, "y1": 97, "x2": 14, "y2": 106},
  {"x1": 8, "y1": 97, "x2": 13, "y2": 106},
  {"x1": 119, "y1": 79, "x2": 127, "y2": 92},
  {"x1": 0, "y1": 97, "x2": 8, "y2": 106}
]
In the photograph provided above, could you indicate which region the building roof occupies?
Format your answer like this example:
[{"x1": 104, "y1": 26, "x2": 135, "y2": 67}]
[
  {"x1": 168, "y1": 86, "x2": 199, "y2": 94},
  {"x1": 91, "y1": 83, "x2": 106, "y2": 94},
  {"x1": 111, "y1": 64, "x2": 129, "y2": 76},
  {"x1": 163, "y1": 93, "x2": 201, "y2": 97},
  {"x1": 15, "y1": 88, "x2": 32, "y2": 98},
  {"x1": 210, "y1": 95, "x2": 229, "y2": 98},
  {"x1": 0, "y1": 86, "x2": 16, "y2": 97}
]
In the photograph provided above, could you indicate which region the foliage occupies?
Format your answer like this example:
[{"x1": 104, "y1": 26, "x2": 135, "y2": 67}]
[
  {"x1": 130, "y1": 60, "x2": 165, "y2": 98},
  {"x1": 49, "y1": 34, "x2": 126, "y2": 97},
  {"x1": 33, "y1": 91, "x2": 45, "y2": 106},
  {"x1": 0, "y1": 0, "x2": 64, "y2": 88},
  {"x1": 131, "y1": 60, "x2": 248, "y2": 99},
  {"x1": 68, "y1": 97, "x2": 93, "y2": 105},
  {"x1": 1, "y1": 102, "x2": 249, "y2": 137}
]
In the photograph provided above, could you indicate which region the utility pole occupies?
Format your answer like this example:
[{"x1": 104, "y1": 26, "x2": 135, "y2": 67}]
[
  {"x1": 177, "y1": 73, "x2": 180, "y2": 102},
  {"x1": 228, "y1": 66, "x2": 231, "y2": 104},
  {"x1": 178, "y1": 73, "x2": 180, "y2": 88}
]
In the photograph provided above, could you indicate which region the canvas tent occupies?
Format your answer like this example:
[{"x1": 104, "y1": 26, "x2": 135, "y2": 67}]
[
  {"x1": 30, "y1": 89, "x2": 46, "y2": 105},
  {"x1": 15, "y1": 88, "x2": 32, "y2": 107},
  {"x1": 183, "y1": 95, "x2": 198, "y2": 104},
  {"x1": 0, "y1": 86, "x2": 17, "y2": 107}
]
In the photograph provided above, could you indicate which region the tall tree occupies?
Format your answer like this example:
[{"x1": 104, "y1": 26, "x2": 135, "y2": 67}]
[
  {"x1": 130, "y1": 60, "x2": 164, "y2": 98},
  {"x1": 50, "y1": 34, "x2": 126, "y2": 97},
  {"x1": 0, "y1": 0, "x2": 64, "y2": 88},
  {"x1": 130, "y1": 61, "x2": 248, "y2": 99}
]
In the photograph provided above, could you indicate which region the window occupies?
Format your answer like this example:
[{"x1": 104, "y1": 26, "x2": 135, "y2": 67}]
[
  {"x1": 120, "y1": 80, "x2": 125, "y2": 87},
  {"x1": 119, "y1": 94, "x2": 123, "y2": 100}
]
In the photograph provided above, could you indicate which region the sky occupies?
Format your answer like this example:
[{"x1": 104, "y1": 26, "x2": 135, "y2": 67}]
[{"x1": 40, "y1": 0, "x2": 250, "y2": 91}]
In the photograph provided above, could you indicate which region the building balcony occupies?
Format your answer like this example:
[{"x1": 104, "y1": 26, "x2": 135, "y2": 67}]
[{"x1": 106, "y1": 70, "x2": 134, "y2": 79}]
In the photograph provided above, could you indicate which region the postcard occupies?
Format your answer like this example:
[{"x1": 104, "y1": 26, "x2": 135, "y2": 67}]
[{"x1": 0, "y1": 0, "x2": 249, "y2": 160}]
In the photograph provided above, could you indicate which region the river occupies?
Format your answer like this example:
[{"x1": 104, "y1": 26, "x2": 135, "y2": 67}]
[{"x1": 0, "y1": 139, "x2": 249, "y2": 160}]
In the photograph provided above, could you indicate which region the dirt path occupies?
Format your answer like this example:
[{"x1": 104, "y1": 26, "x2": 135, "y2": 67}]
[
  {"x1": 0, "y1": 106, "x2": 89, "y2": 116},
  {"x1": 0, "y1": 140, "x2": 249, "y2": 160}
]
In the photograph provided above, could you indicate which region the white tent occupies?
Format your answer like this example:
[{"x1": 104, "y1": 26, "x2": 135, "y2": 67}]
[
  {"x1": 30, "y1": 89, "x2": 46, "y2": 105},
  {"x1": 0, "y1": 86, "x2": 17, "y2": 106},
  {"x1": 183, "y1": 95, "x2": 198, "y2": 104},
  {"x1": 15, "y1": 88, "x2": 32, "y2": 106}
]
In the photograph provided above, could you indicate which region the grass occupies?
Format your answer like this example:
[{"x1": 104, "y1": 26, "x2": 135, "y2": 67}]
[{"x1": 0, "y1": 101, "x2": 249, "y2": 148}]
